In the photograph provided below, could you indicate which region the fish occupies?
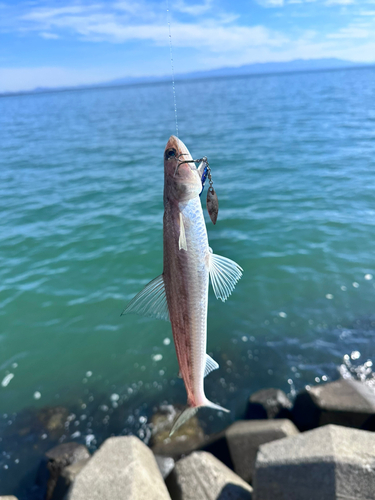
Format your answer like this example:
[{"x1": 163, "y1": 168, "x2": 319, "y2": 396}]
[{"x1": 123, "y1": 136, "x2": 242, "y2": 434}]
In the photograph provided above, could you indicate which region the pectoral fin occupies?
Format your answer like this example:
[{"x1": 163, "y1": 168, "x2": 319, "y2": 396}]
[
  {"x1": 179, "y1": 213, "x2": 188, "y2": 251},
  {"x1": 121, "y1": 274, "x2": 170, "y2": 321},
  {"x1": 208, "y1": 252, "x2": 243, "y2": 302}
]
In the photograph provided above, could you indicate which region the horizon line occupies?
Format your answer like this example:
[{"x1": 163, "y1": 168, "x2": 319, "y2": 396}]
[{"x1": 1, "y1": 60, "x2": 374, "y2": 99}]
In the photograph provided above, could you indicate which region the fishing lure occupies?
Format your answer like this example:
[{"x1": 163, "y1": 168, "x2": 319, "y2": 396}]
[{"x1": 178, "y1": 156, "x2": 219, "y2": 225}]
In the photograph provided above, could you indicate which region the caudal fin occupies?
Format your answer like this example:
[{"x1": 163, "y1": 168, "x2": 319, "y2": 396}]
[{"x1": 169, "y1": 400, "x2": 230, "y2": 436}]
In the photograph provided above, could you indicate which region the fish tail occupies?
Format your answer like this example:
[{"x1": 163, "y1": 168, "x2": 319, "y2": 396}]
[
  {"x1": 169, "y1": 406, "x2": 199, "y2": 436},
  {"x1": 204, "y1": 399, "x2": 230, "y2": 414},
  {"x1": 169, "y1": 399, "x2": 230, "y2": 436}
]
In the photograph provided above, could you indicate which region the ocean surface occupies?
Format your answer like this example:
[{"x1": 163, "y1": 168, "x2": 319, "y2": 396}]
[{"x1": 1, "y1": 66, "x2": 375, "y2": 496}]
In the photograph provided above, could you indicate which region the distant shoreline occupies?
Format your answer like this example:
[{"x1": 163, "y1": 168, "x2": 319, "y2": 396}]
[{"x1": 1, "y1": 61, "x2": 373, "y2": 99}]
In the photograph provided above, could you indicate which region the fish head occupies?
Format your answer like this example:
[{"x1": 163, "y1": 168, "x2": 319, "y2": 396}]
[{"x1": 164, "y1": 136, "x2": 201, "y2": 202}]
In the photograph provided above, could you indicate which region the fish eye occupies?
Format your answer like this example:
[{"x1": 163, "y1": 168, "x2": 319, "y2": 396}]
[{"x1": 166, "y1": 148, "x2": 176, "y2": 159}]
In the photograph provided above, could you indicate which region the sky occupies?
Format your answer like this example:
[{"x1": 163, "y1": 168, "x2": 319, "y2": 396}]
[{"x1": 0, "y1": 0, "x2": 375, "y2": 92}]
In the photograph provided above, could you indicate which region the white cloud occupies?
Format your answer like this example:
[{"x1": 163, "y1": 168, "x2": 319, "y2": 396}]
[
  {"x1": 39, "y1": 32, "x2": 60, "y2": 39},
  {"x1": 17, "y1": 5, "x2": 288, "y2": 51},
  {"x1": 258, "y1": 0, "x2": 357, "y2": 4},
  {"x1": 173, "y1": 0, "x2": 214, "y2": 16},
  {"x1": 112, "y1": 1, "x2": 150, "y2": 15},
  {"x1": 327, "y1": 24, "x2": 371, "y2": 38},
  {"x1": 326, "y1": 0, "x2": 354, "y2": 4},
  {"x1": 256, "y1": 0, "x2": 285, "y2": 6},
  {"x1": 22, "y1": 5, "x2": 88, "y2": 21}
]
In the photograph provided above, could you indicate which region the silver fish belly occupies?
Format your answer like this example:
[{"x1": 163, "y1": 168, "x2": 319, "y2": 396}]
[{"x1": 167, "y1": 196, "x2": 210, "y2": 408}]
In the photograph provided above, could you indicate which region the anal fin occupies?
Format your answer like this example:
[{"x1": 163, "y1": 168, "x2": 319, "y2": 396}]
[{"x1": 204, "y1": 354, "x2": 219, "y2": 377}]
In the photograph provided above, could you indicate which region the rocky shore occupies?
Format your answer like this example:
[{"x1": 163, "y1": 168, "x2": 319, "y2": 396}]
[{"x1": 2, "y1": 377, "x2": 375, "y2": 500}]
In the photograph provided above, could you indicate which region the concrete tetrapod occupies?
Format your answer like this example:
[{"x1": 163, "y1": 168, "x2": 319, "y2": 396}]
[
  {"x1": 253, "y1": 424, "x2": 375, "y2": 500},
  {"x1": 226, "y1": 419, "x2": 298, "y2": 483},
  {"x1": 246, "y1": 388, "x2": 292, "y2": 420},
  {"x1": 67, "y1": 436, "x2": 171, "y2": 500},
  {"x1": 166, "y1": 451, "x2": 253, "y2": 500},
  {"x1": 292, "y1": 378, "x2": 375, "y2": 431}
]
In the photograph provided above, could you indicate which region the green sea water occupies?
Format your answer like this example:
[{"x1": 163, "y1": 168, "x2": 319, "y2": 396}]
[{"x1": 1, "y1": 66, "x2": 375, "y2": 495}]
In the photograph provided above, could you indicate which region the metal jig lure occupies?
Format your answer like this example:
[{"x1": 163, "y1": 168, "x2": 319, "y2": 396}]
[{"x1": 177, "y1": 156, "x2": 219, "y2": 225}]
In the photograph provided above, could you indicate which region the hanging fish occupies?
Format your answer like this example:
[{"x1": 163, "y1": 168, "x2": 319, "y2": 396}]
[{"x1": 123, "y1": 136, "x2": 242, "y2": 434}]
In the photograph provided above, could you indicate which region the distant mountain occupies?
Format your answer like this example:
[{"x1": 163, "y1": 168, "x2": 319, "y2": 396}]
[
  {"x1": 102, "y1": 58, "x2": 367, "y2": 88},
  {"x1": 1, "y1": 58, "x2": 371, "y2": 96}
]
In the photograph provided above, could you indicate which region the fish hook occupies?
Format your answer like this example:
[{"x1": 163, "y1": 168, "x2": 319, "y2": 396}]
[
  {"x1": 175, "y1": 156, "x2": 208, "y2": 175},
  {"x1": 173, "y1": 153, "x2": 190, "y2": 176}
]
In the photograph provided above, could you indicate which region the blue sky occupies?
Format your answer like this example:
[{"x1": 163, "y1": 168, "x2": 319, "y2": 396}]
[{"x1": 1, "y1": 0, "x2": 375, "y2": 92}]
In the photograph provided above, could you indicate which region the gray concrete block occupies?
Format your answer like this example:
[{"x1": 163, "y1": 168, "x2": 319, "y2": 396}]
[
  {"x1": 246, "y1": 388, "x2": 292, "y2": 420},
  {"x1": 67, "y1": 436, "x2": 171, "y2": 500},
  {"x1": 292, "y1": 378, "x2": 375, "y2": 431},
  {"x1": 226, "y1": 419, "x2": 298, "y2": 483},
  {"x1": 201, "y1": 430, "x2": 234, "y2": 470},
  {"x1": 45, "y1": 442, "x2": 90, "y2": 500},
  {"x1": 166, "y1": 451, "x2": 252, "y2": 500},
  {"x1": 52, "y1": 459, "x2": 90, "y2": 500},
  {"x1": 0, "y1": 497, "x2": 18, "y2": 500},
  {"x1": 155, "y1": 455, "x2": 175, "y2": 479},
  {"x1": 253, "y1": 424, "x2": 375, "y2": 500}
]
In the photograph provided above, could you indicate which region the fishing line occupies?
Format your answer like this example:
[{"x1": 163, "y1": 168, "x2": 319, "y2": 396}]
[{"x1": 167, "y1": 0, "x2": 179, "y2": 138}]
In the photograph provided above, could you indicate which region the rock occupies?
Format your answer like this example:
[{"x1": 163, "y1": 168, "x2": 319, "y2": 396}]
[
  {"x1": 201, "y1": 430, "x2": 234, "y2": 470},
  {"x1": 226, "y1": 419, "x2": 298, "y2": 483},
  {"x1": 154, "y1": 455, "x2": 175, "y2": 479},
  {"x1": 0, "y1": 497, "x2": 18, "y2": 499},
  {"x1": 150, "y1": 405, "x2": 205, "y2": 459},
  {"x1": 246, "y1": 388, "x2": 292, "y2": 420},
  {"x1": 253, "y1": 424, "x2": 375, "y2": 500},
  {"x1": 36, "y1": 442, "x2": 90, "y2": 499},
  {"x1": 166, "y1": 451, "x2": 253, "y2": 500},
  {"x1": 292, "y1": 378, "x2": 375, "y2": 431},
  {"x1": 67, "y1": 436, "x2": 171, "y2": 500},
  {"x1": 60, "y1": 459, "x2": 89, "y2": 482},
  {"x1": 44, "y1": 442, "x2": 90, "y2": 500},
  {"x1": 52, "y1": 459, "x2": 90, "y2": 500},
  {"x1": 37, "y1": 406, "x2": 70, "y2": 437}
]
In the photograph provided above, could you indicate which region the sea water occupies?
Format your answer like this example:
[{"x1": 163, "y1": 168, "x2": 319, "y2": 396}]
[{"x1": 1, "y1": 66, "x2": 375, "y2": 496}]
